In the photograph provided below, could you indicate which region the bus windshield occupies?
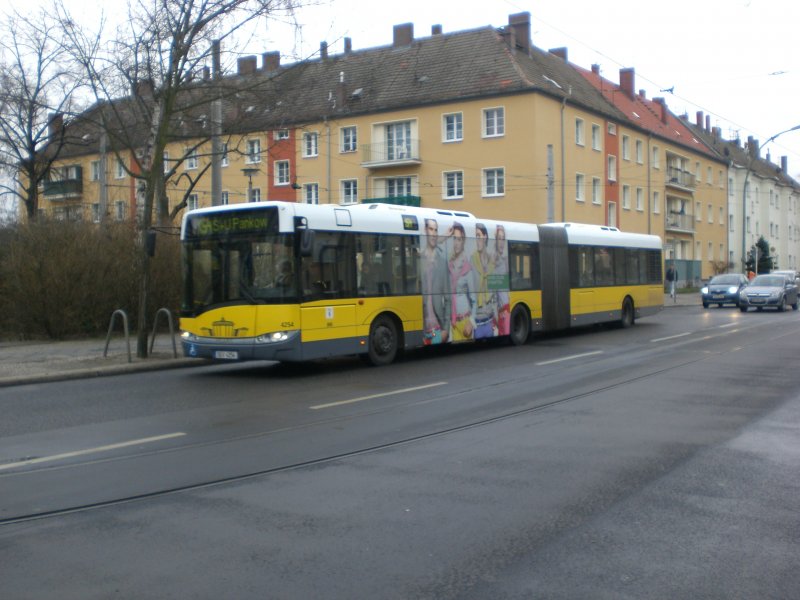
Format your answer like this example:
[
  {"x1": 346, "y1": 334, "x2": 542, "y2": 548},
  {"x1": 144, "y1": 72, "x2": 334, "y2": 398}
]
[{"x1": 181, "y1": 208, "x2": 296, "y2": 314}]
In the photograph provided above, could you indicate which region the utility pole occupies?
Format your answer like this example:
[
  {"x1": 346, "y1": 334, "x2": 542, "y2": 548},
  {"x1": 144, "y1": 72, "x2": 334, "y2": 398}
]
[{"x1": 210, "y1": 40, "x2": 223, "y2": 206}]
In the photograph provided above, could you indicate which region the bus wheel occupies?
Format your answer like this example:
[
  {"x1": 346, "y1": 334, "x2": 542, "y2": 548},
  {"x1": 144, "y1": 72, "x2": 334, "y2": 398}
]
[
  {"x1": 620, "y1": 298, "x2": 635, "y2": 328},
  {"x1": 366, "y1": 315, "x2": 398, "y2": 366},
  {"x1": 509, "y1": 305, "x2": 530, "y2": 346}
]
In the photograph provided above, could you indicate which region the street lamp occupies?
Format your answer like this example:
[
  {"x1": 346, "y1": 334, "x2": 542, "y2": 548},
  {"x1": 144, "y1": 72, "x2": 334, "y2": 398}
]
[
  {"x1": 241, "y1": 167, "x2": 260, "y2": 202},
  {"x1": 741, "y1": 124, "x2": 800, "y2": 271}
]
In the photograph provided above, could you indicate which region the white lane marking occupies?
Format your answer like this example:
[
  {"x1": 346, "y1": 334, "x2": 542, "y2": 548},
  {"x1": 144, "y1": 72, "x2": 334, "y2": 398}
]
[
  {"x1": 651, "y1": 332, "x2": 692, "y2": 342},
  {"x1": 718, "y1": 323, "x2": 737, "y2": 329},
  {"x1": 310, "y1": 382, "x2": 448, "y2": 410},
  {"x1": 0, "y1": 432, "x2": 186, "y2": 471},
  {"x1": 535, "y1": 350, "x2": 603, "y2": 366}
]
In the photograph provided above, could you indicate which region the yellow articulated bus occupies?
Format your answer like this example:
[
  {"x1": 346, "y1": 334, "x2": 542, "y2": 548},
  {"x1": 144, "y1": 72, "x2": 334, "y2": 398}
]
[{"x1": 179, "y1": 201, "x2": 663, "y2": 366}]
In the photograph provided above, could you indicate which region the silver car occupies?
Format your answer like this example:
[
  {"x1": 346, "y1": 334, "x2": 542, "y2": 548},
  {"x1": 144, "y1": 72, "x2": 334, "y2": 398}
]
[{"x1": 739, "y1": 274, "x2": 799, "y2": 312}]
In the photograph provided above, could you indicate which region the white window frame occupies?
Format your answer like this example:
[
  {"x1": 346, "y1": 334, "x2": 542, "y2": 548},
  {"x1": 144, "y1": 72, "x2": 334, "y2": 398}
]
[
  {"x1": 302, "y1": 132, "x2": 319, "y2": 158},
  {"x1": 575, "y1": 118, "x2": 585, "y2": 146},
  {"x1": 622, "y1": 184, "x2": 631, "y2": 210},
  {"x1": 186, "y1": 148, "x2": 198, "y2": 170},
  {"x1": 575, "y1": 173, "x2": 585, "y2": 202},
  {"x1": 341, "y1": 179, "x2": 358, "y2": 204},
  {"x1": 652, "y1": 191, "x2": 660, "y2": 214},
  {"x1": 188, "y1": 193, "x2": 199, "y2": 211},
  {"x1": 483, "y1": 107, "x2": 505, "y2": 138},
  {"x1": 221, "y1": 143, "x2": 229, "y2": 167},
  {"x1": 91, "y1": 160, "x2": 101, "y2": 181},
  {"x1": 591, "y1": 124, "x2": 601, "y2": 151},
  {"x1": 274, "y1": 129, "x2": 290, "y2": 140},
  {"x1": 635, "y1": 139, "x2": 643, "y2": 164},
  {"x1": 622, "y1": 135, "x2": 630, "y2": 161},
  {"x1": 246, "y1": 139, "x2": 261, "y2": 164},
  {"x1": 115, "y1": 158, "x2": 125, "y2": 179},
  {"x1": 652, "y1": 146, "x2": 660, "y2": 169},
  {"x1": 443, "y1": 171, "x2": 464, "y2": 199},
  {"x1": 274, "y1": 160, "x2": 290, "y2": 185},
  {"x1": 443, "y1": 112, "x2": 463, "y2": 142},
  {"x1": 221, "y1": 191, "x2": 229, "y2": 205},
  {"x1": 607, "y1": 155, "x2": 617, "y2": 182},
  {"x1": 250, "y1": 188, "x2": 261, "y2": 203},
  {"x1": 636, "y1": 187, "x2": 644, "y2": 211},
  {"x1": 592, "y1": 177, "x2": 602, "y2": 205},
  {"x1": 482, "y1": 167, "x2": 505, "y2": 197},
  {"x1": 340, "y1": 126, "x2": 357, "y2": 153},
  {"x1": 304, "y1": 183, "x2": 319, "y2": 205}
]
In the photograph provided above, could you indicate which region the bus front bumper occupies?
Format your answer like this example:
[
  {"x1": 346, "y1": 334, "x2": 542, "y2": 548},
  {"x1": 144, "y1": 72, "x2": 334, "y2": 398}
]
[{"x1": 181, "y1": 330, "x2": 303, "y2": 362}]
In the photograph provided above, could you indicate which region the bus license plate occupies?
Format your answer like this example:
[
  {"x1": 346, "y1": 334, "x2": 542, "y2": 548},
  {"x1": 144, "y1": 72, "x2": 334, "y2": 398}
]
[{"x1": 214, "y1": 350, "x2": 239, "y2": 360}]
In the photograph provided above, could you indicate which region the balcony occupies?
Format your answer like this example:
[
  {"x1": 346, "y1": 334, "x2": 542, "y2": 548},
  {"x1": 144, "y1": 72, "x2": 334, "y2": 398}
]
[
  {"x1": 43, "y1": 177, "x2": 83, "y2": 199},
  {"x1": 665, "y1": 212, "x2": 695, "y2": 233},
  {"x1": 666, "y1": 167, "x2": 696, "y2": 191},
  {"x1": 361, "y1": 140, "x2": 421, "y2": 169},
  {"x1": 362, "y1": 195, "x2": 421, "y2": 207}
]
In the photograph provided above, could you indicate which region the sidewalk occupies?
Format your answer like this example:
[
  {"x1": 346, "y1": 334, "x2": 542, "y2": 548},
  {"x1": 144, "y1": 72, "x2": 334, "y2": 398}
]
[
  {"x1": 664, "y1": 291, "x2": 700, "y2": 307},
  {"x1": 0, "y1": 335, "x2": 204, "y2": 388}
]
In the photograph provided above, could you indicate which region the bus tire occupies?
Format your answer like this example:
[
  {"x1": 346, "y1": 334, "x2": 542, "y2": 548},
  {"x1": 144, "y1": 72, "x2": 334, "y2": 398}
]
[
  {"x1": 509, "y1": 305, "x2": 530, "y2": 346},
  {"x1": 620, "y1": 297, "x2": 635, "y2": 328},
  {"x1": 366, "y1": 315, "x2": 399, "y2": 366}
]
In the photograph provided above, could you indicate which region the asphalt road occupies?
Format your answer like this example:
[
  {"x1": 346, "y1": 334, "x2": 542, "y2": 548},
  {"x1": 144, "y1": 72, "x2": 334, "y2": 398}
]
[{"x1": 1, "y1": 304, "x2": 799, "y2": 599}]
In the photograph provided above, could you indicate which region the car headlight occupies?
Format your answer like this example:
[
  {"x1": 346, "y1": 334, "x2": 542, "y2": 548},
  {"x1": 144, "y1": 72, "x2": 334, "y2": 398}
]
[
  {"x1": 727, "y1": 286, "x2": 738, "y2": 294},
  {"x1": 701, "y1": 286, "x2": 709, "y2": 294}
]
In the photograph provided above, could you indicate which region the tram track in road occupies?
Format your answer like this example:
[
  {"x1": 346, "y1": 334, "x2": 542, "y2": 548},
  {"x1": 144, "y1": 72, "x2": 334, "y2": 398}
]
[{"x1": 6, "y1": 316, "x2": 791, "y2": 528}]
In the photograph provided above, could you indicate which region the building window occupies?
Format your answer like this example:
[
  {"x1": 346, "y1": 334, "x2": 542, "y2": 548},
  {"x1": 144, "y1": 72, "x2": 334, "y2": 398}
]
[
  {"x1": 163, "y1": 152, "x2": 170, "y2": 174},
  {"x1": 483, "y1": 168, "x2": 505, "y2": 197},
  {"x1": 483, "y1": 107, "x2": 505, "y2": 137},
  {"x1": 636, "y1": 188, "x2": 643, "y2": 211},
  {"x1": 729, "y1": 214, "x2": 734, "y2": 232},
  {"x1": 576, "y1": 173, "x2": 585, "y2": 202},
  {"x1": 246, "y1": 139, "x2": 261, "y2": 164},
  {"x1": 387, "y1": 177, "x2": 412, "y2": 197},
  {"x1": 607, "y1": 122, "x2": 617, "y2": 135},
  {"x1": 608, "y1": 155, "x2": 617, "y2": 181},
  {"x1": 591, "y1": 124, "x2": 601, "y2": 150},
  {"x1": 274, "y1": 160, "x2": 290, "y2": 185},
  {"x1": 592, "y1": 177, "x2": 601, "y2": 204},
  {"x1": 652, "y1": 146, "x2": 660, "y2": 169},
  {"x1": 708, "y1": 242, "x2": 713, "y2": 261},
  {"x1": 575, "y1": 118, "x2": 585, "y2": 146},
  {"x1": 443, "y1": 112, "x2": 463, "y2": 142},
  {"x1": 708, "y1": 204, "x2": 713, "y2": 223},
  {"x1": 635, "y1": 139, "x2": 643, "y2": 164},
  {"x1": 622, "y1": 136, "x2": 630, "y2": 161},
  {"x1": 115, "y1": 158, "x2": 125, "y2": 179},
  {"x1": 341, "y1": 179, "x2": 358, "y2": 204},
  {"x1": 250, "y1": 188, "x2": 261, "y2": 202},
  {"x1": 386, "y1": 121, "x2": 412, "y2": 159},
  {"x1": 443, "y1": 171, "x2": 464, "y2": 199},
  {"x1": 115, "y1": 201, "x2": 126, "y2": 220},
  {"x1": 91, "y1": 203, "x2": 101, "y2": 223},
  {"x1": 221, "y1": 191, "x2": 229, "y2": 205},
  {"x1": 221, "y1": 143, "x2": 229, "y2": 167},
  {"x1": 652, "y1": 191, "x2": 660, "y2": 214},
  {"x1": 341, "y1": 126, "x2": 357, "y2": 152},
  {"x1": 274, "y1": 129, "x2": 289, "y2": 140},
  {"x1": 303, "y1": 132, "x2": 318, "y2": 158},
  {"x1": 186, "y1": 148, "x2": 198, "y2": 170},
  {"x1": 622, "y1": 185, "x2": 631, "y2": 210},
  {"x1": 188, "y1": 193, "x2": 199, "y2": 211},
  {"x1": 91, "y1": 160, "x2": 101, "y2": 181},
  {"x1": 304, "y1": 183, "x2": 319, "y2": 204},
  {"x1": 696, "y1": 201, "x2": 702, "y2": 222}
]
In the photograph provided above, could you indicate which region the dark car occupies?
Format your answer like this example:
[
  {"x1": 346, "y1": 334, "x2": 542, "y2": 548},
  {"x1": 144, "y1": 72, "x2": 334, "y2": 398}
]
[
  {"x1": 739, "y1": 274, "x2": 799, "y2": 312},
  {"x1": 701, "y1": 273, "x2": 749, "y2": 308}
]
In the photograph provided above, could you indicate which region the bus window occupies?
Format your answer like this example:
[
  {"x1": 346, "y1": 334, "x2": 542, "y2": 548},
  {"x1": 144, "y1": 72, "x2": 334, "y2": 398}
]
[
  {"x1": 509, "y1": 241, "x2": 533, "y2": 290},
  {"x1": 614, "y1": 248, "x2": 626, "y2": 285},
  {"x1": 626, "y1": 248, "x2": 641, "y2": 285},
  {"x1": 594, "y1": 248, "x2": 614, "y2": 286},
  {"x1": 577, "y1": 246, "x2": 594, "y2": 287}
]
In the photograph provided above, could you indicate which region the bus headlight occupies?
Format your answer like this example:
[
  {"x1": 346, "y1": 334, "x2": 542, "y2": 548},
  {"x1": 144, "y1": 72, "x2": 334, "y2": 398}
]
[
  {"x1": 181, "y1": 331, "x2": 198, "y2": 342},
  {"x1": 256, "y1": 331, "x2": 292, "y2": 344}
]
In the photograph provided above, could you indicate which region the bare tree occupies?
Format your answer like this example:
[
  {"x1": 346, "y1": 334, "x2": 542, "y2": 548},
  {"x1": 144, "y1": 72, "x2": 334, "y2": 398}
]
[
  {"x1": 0, "y1": 8, "x2": 82, "y2": 221},
  {"x1": 57, "y1": 0, "x2": 300, "y2": 357}
]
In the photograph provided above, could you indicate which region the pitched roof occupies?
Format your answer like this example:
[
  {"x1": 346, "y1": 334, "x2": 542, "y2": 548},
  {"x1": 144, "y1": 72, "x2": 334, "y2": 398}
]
[{"x1": 571, "y1": 64, "x2": 721, "y2": 162}]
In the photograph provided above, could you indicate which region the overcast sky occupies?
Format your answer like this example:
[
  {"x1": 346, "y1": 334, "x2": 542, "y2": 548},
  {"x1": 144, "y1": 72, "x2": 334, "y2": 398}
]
[{"x1": 2, "y1": 0, "x2": 798, "y2": 219}]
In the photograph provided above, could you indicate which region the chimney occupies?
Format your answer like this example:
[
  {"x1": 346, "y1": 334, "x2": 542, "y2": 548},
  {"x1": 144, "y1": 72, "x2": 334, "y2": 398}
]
[
  {"x1": 237, "y1": 56, "x2": 257, "y2": 75},
  {"x1": 591, "y1": 64, "x2": 600, "y2": 75},
  {"x1": 262, "y1": 51, "x2": 280, "y2": 72},
  {"x1": 508, "y1": 12, "x2": 531, "y2": 54},
  {"x1": 781, "y1": 156, "x2": 788, "y2": 172},
  {"x1": 619, "y1": 68, "x2": 635, "y2": 99},
  {"x1": 320, "y1": 41, "x2": 328, "y2": 59},
  {"x1": 638, "y1": 89, "x2": 646, "y2": 99},
  {"x1": 712, "y1": 126, "x2": 721, "y2": 139},
  {"x1": 747, "y1": 136, "x2": 760, "y2": 158},
  {"x1": 48, "y1": 113, "x2": 64, "y2": 140},
  {"x1": 344, "y1": 37, "x2": 352, "y2": 53},
  {"x1": 432, "y1": 24, "x2": 442, "y2": 35},
  {"x1": 393, "y1": 23, "x2": 414, "y2": 47},
  {"x1": 549, "y1": 47, "x2": 568, "y2": 61},
  {"x1": 654, "y1": 97, "x2": 669, "y2": 124},
  {"x1": 696, "y1": 111, "x2": 704, "y2": 128},
  {"x1": 202, "y1": 66, "x2": 210, "y2": 81}
]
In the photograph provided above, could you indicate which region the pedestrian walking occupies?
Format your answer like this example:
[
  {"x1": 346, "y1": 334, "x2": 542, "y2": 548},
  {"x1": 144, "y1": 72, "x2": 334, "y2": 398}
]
[{"x1": 666, "y1": 264, "x2": 677, "y2": 302}]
